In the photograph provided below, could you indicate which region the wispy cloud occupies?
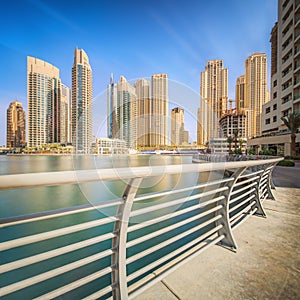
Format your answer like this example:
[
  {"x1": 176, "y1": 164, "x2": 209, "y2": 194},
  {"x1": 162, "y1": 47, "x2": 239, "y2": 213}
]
[{"x1": 27, "y1": 0, "x2": 83, "y2": 33}]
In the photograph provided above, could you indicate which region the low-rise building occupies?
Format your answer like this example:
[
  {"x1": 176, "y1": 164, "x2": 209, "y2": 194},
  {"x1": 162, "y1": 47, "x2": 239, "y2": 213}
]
[{"x1": 95, "y1": 138, "x2": 128, "y2": 155}]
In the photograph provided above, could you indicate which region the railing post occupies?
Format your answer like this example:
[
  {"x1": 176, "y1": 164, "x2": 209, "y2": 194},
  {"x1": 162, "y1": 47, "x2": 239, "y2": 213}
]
[
  {"x1": 216, "y1": 167, "x2": 247, "y2": 252},
  {"x1": 266, "y1": 163, "x2": 277, "y2": 199},
  {"x1": 111, "y1": 177, "x2": 143, "y2": 300},
  {"x1": 253, "y1": 165, "x2": 268, "y2": 217}
]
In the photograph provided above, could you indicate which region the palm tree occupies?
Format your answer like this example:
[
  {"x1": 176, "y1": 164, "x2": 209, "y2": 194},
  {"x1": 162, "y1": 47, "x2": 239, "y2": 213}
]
[
  {"x1": 281, "y1": 111, "x2": 300, "y2": 156},
  {"x1": 238, "y1": 138, "x2": 245, "y2": 153},
  {"x1": 233, "y1": 129, "x2": 240, "y2": 152},
  {"x1": 227, "y1": 136, "x2": 234, "y2": 153}
]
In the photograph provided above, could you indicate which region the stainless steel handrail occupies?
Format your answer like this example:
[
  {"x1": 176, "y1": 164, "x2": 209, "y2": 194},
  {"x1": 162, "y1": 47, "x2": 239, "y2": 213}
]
[{"x1": 0, "y1": 156, "x2": 282, "y2": 299}]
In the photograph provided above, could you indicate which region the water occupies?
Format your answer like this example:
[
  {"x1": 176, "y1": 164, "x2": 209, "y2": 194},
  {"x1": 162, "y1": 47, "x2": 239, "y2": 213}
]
[{"x1": 1, "y1": 155, "x2": 220, "y2": 299}]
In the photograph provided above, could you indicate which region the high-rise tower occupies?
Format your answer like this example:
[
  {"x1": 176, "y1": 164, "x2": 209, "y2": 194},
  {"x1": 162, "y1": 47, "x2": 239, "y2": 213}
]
[
  {"x1": 7, "y1": 100, "x2": 26, "y2": 148},
  {"x1": 116, "y1": 76, "x2": 137, "y2": 148},
  {"x1": 135, "y1": 78, "x2": 150, "y2": 147},
  {"x1": 245, "y1": 53, "x2": 267, "y2": 138},
  {"x1": 61, "y1": 84, "x2": 71, "y2": 144},
  {"x1": 107, "y1": 74, "x2": 118, "y2": 139},
  {"x1": 27, "y1": 56, "x2": 61, "y2": 147},
  {"x1": 150, "y1": 73, "x2": 168, "y2": 147},
  {"x1": 198, "y1": 60, "x2": 228, "y2": 144},
  {"x1": 72, "y1": 48, "x2": 93, "y2": 154},
  {"x1": 235, "y1": 75, "x2": 245, "y2": 113},
  {"x1": 171, "y1": 107, "x2": 185, "y2": 146}
]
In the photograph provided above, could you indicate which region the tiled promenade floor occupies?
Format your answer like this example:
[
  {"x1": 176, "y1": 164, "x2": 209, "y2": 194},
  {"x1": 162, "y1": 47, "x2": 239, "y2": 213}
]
[{"x1": 136, "y1": 165, "x2": 300, "y2": 299}]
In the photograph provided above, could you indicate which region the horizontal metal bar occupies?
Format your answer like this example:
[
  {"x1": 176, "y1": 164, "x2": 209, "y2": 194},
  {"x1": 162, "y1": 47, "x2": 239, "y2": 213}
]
[
  {"x1": 1, "y1": 233, "x2": 115, "y2": 274},
  {"x1": 234, "y1": 176, "x2": 259, "y2": 187},
  {"x1": 130, "y1": 186, "x2": 228, "y2": 218},
  {"x1": 127, "y1": 209, "x2": 222, "y2": 249},
  {"x1": 229, "y1": 188, "x2": 255, "y2": 204},
  {"x1": 230, "y1": 201, "x2": 256, "y2": 223},
  {"x1": 134, "y1": 177, "x2": 234, "y2": 202},
  {"x1": 0, "y1": 199, "x2": 122, "y2": 228},
  {"x1": 259, "y1": 179, "x2": 268, "y2": 188},
  {"x1": 127, "y1": 227, "x2": 225, "y2": 283},
  {"x1": 0, "y1": 158, "x2": 282, "y2": 191},
  {"x1": 129, "y1": 235, "x2": 224, "y2": 299},
  {"x1": 239, "y1": 169, "x2": 264, "y2": 179},
  {"x1": 33, "y1": 267, "x2": 113, "y2": 300},
  {"x1": 231, "y1": 181, "x2": 257, "y2": 196},
  {"x1": 0, "y1": 217, "x2": 116, "y2": 251},
  {"x1": 128, "y1": 232, "x2": 224, "y2": 299},
  {"x1": 127, "y1": 208, "x2": 223, "y2": 264},
  {"x1": 231, "y1": 207, "x2": 258, "y2": 229},
  {"x1": 128, "y1": 195, "x2": 225, "y2": 233},
  {"x1": 82, "y1": 285, "x2": 114, "y2": 300},
  {"x1": 1, "y1": 250, "x2": 113, "y2": 297},
  {"x1": 229, "y1": 194, "x2": 256, "y2": 213}
]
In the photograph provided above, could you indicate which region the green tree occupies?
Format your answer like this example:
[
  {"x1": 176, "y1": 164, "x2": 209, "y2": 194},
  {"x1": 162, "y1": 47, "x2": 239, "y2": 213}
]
[
  {"x1": 227, "y1": 136, "x2": 234, "y2": 153},
  {"x1": 281, "y1": 111, "x2": 300, "y2": 156},
  {"x1": 233, "y1": 129, "x2": 240, "y2": 151}
]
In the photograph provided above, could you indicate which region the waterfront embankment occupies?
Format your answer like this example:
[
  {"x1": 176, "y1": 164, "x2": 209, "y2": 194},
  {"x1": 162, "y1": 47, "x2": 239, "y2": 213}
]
[{"x1": 136, "y1": 164, "x2": 300, "y2": 299}]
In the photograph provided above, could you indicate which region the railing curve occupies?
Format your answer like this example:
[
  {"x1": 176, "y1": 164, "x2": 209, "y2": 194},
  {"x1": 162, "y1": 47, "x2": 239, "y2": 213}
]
[{"x1": 0, "y1": 156, "x2": 282, "y2": 299}]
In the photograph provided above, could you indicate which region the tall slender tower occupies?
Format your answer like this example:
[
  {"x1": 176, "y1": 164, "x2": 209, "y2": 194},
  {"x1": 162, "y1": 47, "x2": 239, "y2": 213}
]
[
  {"x1": 135, "y1": 78, "x2": 150, "y2": 147},
  {"x1": 7, "y1": 101, "x2": 26, "y2": 148},
  {"x1": 60, "y1": 84, "x2": 71, "y2": 144},
  {"x1": 171, "y1": 107, "x2": 184, "y2": 146},
  {"x1": 245, "y1": 53, "x2": 267, "y2": 138},
  {"x1": 107, "y1": 74, "x2": 118, "y2": 139},
  {"x1": 27, "y1": 56, "x2": 61, "y2": 147},
  {"x1": 235, "y1": 75, "x2": 245, "y2": 113},
  {"x1": 199, "y1": 60, "x2": 228, "y2": 144},
  {"x1": 116, "y1": 76, "x2": 137, "y2": 148},
  {"x1": 72, "y1": 48, "x2": 93, "y2": 154},
  {"x1": 150, "y1": 73, "x2": 168, "y2": 147}
]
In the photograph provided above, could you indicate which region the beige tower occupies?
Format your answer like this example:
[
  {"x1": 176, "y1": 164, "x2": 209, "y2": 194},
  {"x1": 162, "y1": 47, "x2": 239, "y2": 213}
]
[
  {"x1": 61, "y1": 84, "x2": 71, "y2": 144},
  {"x1": 171, "y1": 107, "x2": 184, "y2": 146},
  {"x1": 150, "y1": 73, "x2": 168, "y2": 147},
  {"x1": 27, "y1": 56, "x2": 61, "y2": 147},
  {"x1": 72, "y1": 48, "x2": 92, "y2": 154},
  {"x1": 135, "y1": 78, "x2": 150, "y2": 147},
  {"x1": 117, "y1": 76, "x2": 138, "y2": 148},
  {"x1": 7, "y1": 101, "x2": 26, "y2": 148},
  {"x1": 245, "y1": 53, "x2": 267, "y2": 138},
  {"x1": 235, "y1": 75, "x2": 245, "y2": 113},
  {"x1": 198, "y1": 60, "x2": 228, "y2": 145}
]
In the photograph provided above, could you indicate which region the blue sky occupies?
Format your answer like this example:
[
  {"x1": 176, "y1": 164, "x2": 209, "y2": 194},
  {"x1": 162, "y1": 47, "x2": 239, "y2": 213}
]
[{"x1": 0, "y1": 0, "x2": 277, "y2": 145}]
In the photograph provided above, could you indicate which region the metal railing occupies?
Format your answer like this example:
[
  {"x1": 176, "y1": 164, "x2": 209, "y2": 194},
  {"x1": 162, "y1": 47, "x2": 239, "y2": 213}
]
[{"x1": 0, "y1": 156, "x2": 282, "y2": 299}]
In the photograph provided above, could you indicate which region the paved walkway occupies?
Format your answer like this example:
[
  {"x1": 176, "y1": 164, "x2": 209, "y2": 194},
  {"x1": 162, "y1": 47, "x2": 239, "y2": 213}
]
[{"x1": 136, "y1": 166, "x2": 300, "y2": 299}]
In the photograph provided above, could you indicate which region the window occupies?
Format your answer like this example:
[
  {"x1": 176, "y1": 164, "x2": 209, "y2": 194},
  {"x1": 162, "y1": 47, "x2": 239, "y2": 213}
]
[
  {"x1": 273, "y1": 80, "x2": 277, "y2": 87},
  {"x1": 266, "y1": 118, "x2": 270, "y2": 125},
  {"x1": 273, "y1": 104, "x2": 277, "y2": 110},
  {"x1": 266, "y1": 107, "x2": 271, "y2": 114},
  {"x1": 282, "y1": 109, "x2": 290, "y2": 117},
  {"x1": 273, "y1": 92, "x2": 277, "y2": 99},
  {"x1": 273, "y1": 116, "x2": 277, "y2": 122}
]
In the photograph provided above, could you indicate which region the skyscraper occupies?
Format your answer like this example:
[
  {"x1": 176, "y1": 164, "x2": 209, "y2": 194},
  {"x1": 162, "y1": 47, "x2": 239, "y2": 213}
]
[
  {"x1": 235, "y1": 75, "x2": 245, "y2": 113},
  {"x1": 27, "y1": 56, "x2": 61, "y2": 147},
  {"x1": 107, "y1": 74, "x2": 117, "y2": 139},
  {"x1": 116, "y1": 76, "x2": 137, "y2": 148},
  {"x1": 198, "y1": 60, "x2": 228, "y2": 145},
  {"x1": 150, "y1": 73, "x2": 168, "y2": 147},
  {"x1": 135, "y1": 78, "x2": 150, "y2": 147},
  {"x1": 7, "y1": 100, "x2": 26, "y2": 148},
  {"x1": 245, "y1": 53, "x2": 267, "y2": 138},
  {"x1": 72, "y1": 48, "x2": 93, "y2": 154},
  {"x1": 171, "y1": 107, "x2": 185, "y2": 146},
  {"x1": 61, "y1": 84, "x2": 71, "y2": 144}
]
